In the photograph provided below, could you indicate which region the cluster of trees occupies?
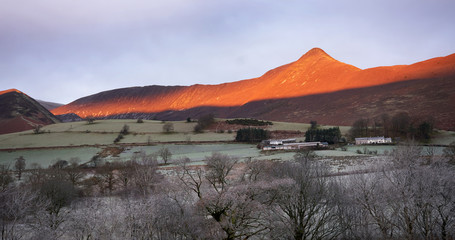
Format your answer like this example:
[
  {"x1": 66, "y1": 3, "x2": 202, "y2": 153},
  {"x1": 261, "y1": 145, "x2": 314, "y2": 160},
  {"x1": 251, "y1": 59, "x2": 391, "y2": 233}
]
[
  {"x1": 235, "y1": 128, "x2": 270, "y2": 143},
  {"x1": 194, "y1": 114, "x2": 215, "y2": 133},
  {"x1": 225, "y1": 119, "x2": 273, "y2": 126},
  {"x1": 305, "y1": 126, "x2": 341, "y2": 144},
  {"x1": 350, "y1": 112, "x2": 434, "y2": 141},
  {"x1": 2, "y1": 143, "x2": 455, "y2": 239},
  {"x1": 0, "y1": 152, "x2": 165, "y2": 239}
]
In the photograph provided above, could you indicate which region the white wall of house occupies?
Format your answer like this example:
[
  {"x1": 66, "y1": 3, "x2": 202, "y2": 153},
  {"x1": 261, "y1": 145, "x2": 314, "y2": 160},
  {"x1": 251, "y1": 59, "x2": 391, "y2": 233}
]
[{"x1": 355, "y1": 136, "x2": 392, "y2": 145}]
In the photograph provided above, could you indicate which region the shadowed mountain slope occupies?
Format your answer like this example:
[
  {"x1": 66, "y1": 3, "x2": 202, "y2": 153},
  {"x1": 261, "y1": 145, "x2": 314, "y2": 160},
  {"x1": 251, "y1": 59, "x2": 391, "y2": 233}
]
[
  {"x1": 0, "y1": 89, "x2": 61, "y2": 134},
  {"x1": 102, "y1": 76, "x2": 455, "y2": 131},
  {"x1": 37, "y1": 100, "x2": 63, "y2": 110},
  {"x1": 51, "y1": 48, "x2": 455, "y2": 130}
]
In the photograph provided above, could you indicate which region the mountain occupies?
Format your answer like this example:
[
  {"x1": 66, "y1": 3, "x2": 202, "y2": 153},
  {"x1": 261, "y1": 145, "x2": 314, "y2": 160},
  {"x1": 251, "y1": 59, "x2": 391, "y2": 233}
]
[
  {"x1": 0, "y1": 89, "x2": 61, "y2": 134},
  {"x1": 51, "y1": 48, "x2": 455, "y2": 130},
  {"x1": 37, "y1": 100, "x2": 63, "y2": 110}
]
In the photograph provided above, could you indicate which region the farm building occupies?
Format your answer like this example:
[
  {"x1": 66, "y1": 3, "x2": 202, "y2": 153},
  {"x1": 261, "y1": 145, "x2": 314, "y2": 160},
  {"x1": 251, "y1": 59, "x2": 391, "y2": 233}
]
[
  {"x1": 355, "y1": 136, "x2": 392, "y2": 145},
  {"x1": 262, "y1": 139, "x2": 327, "y2": 151}
]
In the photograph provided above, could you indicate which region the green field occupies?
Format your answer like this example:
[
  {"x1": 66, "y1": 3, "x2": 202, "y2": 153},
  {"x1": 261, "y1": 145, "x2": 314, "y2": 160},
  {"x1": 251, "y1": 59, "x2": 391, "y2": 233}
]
[
  {"x1": 0, "y1": 120, "x2": 236, "y2": 149},
  {"x1": 1, "y1": 119, "x2": 453, "y2": 169}
]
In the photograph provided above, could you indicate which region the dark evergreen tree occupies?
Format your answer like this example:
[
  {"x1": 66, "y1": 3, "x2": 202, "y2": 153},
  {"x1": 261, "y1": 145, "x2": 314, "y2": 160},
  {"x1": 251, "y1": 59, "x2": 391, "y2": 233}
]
[
  {"x1": 305, "y1": 127, "x2": 341, "y2": 144},
  {"x1": 235, "y1": 128, "x2": 270, "y2": 143}
]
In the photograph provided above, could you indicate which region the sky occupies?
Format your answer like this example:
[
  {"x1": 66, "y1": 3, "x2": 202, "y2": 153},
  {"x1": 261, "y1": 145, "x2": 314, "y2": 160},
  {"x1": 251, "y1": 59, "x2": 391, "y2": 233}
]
[{"x1": 1, "y1": 0, "x2": 454, "y2": 104}]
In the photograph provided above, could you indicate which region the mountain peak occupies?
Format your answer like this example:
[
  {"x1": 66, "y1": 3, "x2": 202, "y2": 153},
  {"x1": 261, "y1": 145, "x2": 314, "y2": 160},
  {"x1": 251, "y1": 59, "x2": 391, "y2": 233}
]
[
  {"x1": 0, "y1": 88, "x2": 22, "y2": 96},
  {"x1": 298, "y1": 48, "x2": 333, "y2": 61}
]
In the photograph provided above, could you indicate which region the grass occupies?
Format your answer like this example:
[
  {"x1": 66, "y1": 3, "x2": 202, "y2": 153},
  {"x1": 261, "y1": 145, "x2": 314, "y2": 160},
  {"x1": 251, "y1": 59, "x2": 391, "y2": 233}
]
[
  {"x1": 1, "y1": 119, "x2": 454, "y2": 169},
  {"x1": 0, "y1": 120, "x2": 236, "y2": 149},
  {"x1": 40, "y1": 119, "x2": 198, "y2": 134},
  {"x1": 0, "y1": 147, "x2": 100, "y2": 169},
  {"x1": 0, "y1": 132, "x2": 119, "y2": 149},
  {"x1": 431, "y1": 130, "x2": 455, "y2": 145}
]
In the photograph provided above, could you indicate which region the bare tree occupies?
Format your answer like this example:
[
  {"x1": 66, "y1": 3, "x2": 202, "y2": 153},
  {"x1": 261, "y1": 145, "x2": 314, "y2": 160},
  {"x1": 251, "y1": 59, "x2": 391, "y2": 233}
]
[
  {"x1": 131, "y1": 152, "x2": 162, "y2": 196},
  {"x1": 177, "y1": 157, "x2": 204, "y2": 198},
  {"x1": 63, "y1": 163, "x2": 86, "y2": 187},
  {"x1": 350, "y1": 118, "x2": 370, "y2": 139},
  {"x1": 205, "y1": 152, "x2": 238, "y2": 192},
  {"x1": 116, "y1": 161, "x2": 135, "y2": 193},
  {"x1": 345, "y1": 143, "x2": 455, "y2": 239},
  {"x1": 14, "y1": 156, "x2": 26, "y2": 180},
  {"x1": 158, "y1": 147, "x2": 172, "y2": 164},
  {"x1": 267, "y1": 157, "x2": 343, "y2": 240},
  {"x1": 177, "y1": 153, "x2": 273, "y2": 239},
  {"x1": 162, "y1": 122, "x2": 174, "y2": 133},
  {"x1": 0, "y1": 187, "x2": 42, "y2": 240},
  {"x1": 241, "y1": 158, "x2": 272, "y2": 182},
  {"x1": 383, "y1": 144, "x2": 455, "y2": 239},
  {"x1": 0, "y1": 165, "x2": 14, "y2": 191},
  {"x1": 95, "y1": 162, "x2": 119, "y2": 195},
  {"x1": 349, "y1": 171, "x2": 395, "y2": 239},
  {"x1": 443, "y1": 141, "x2": 455, "y2": 164},
  {"x1": 32, "y1": 177, "x2": 78, "y2": 239}
]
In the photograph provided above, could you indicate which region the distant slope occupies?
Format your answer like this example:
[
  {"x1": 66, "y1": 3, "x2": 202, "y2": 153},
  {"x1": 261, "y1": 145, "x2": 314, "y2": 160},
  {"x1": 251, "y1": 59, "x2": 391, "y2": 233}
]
[
  {"x1": 102, "y1": 76, "x2": 455, "y2": 131},
  {"x1": 52, "y1": 48, "x2": 362, "y2": 117},
  {"x1": 52, "y1": 48, "x2": 455, "y2": 130},
  {"x1": 0, "y1": 89, "x2": 61, "y2": 134},
  {"x1": 37, "y1": 100, "x2": 63, "y2": 110},
  {"x1": 229, "y1": 76, "x2": 455, "y2": 131}
]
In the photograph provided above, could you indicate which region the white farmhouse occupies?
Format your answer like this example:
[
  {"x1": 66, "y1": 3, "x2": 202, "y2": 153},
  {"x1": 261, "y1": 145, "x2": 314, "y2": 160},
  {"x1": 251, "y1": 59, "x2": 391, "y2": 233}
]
[{"x1": 355, "y1": 136, "x2": 392, "y2": 145}]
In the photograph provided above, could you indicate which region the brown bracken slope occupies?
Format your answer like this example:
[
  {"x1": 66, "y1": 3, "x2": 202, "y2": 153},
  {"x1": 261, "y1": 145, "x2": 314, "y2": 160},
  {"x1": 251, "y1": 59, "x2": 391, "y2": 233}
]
[
  {"x1": 0, "y1": 89, "x2": 61, "y2": 134},
  {"x1": 51, "y1": 48, "x2": 455, "y2": 130}
]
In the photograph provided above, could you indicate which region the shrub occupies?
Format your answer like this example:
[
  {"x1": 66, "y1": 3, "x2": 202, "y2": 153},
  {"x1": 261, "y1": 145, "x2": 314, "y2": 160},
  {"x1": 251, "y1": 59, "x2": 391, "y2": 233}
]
[
  {"x1": 85, "y1": 116, "x2": 95, "y2": 124},
  {"x1": 120, "y1": 124, "x2": 130, "y2": 135},
  {"x1": 194, "y1": 124, "x2": 203, "y2": 133},
  {"x1": 33, "y1": 125, "x2": 43, "y2": 134},
  {"x1": 114, "y1": 134, "x2": 124, "y2": 143}
]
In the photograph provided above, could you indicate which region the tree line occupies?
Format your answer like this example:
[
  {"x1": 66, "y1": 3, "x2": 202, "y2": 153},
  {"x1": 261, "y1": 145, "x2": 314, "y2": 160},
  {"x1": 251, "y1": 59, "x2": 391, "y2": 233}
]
[
  {"x1": 226, "y1": 119, "x2": 273, "y2": 126},
  {"x1": 349, "y1": 112, "x2": 434, "y2": 141},
  {"x1": 305, "y1": 126, "x2": 341, "y2": 144},
  {"x1": 1, "y1": 143, "x2": 455, "y2": 239}
]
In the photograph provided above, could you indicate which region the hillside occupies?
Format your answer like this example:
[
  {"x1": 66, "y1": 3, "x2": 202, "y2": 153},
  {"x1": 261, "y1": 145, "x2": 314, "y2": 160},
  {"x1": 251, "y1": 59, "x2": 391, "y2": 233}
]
[
  {"x1": 51, "y1": 48, "x2": 455, "y2": 130},
  {"x1": 0, "y1": 89, "x2": 61, "y2": 134},
  {"x1": 37, "y1": 100, "x2": 63, "y2": 110}
]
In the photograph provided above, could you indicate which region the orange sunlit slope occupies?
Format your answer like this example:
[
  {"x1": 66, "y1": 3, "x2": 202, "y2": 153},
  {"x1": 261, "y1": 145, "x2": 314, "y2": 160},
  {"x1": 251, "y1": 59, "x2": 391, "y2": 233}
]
[
  {"x1": 51, "y1": 48, "x2": 455, "y2": 118},
  {"x1": 0, "y1": 89, "x2": 22, "y2": 96}
]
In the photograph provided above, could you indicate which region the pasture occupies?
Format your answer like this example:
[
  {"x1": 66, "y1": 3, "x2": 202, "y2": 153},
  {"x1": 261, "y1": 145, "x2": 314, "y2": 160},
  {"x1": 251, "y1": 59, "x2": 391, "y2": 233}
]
[{"x1": 0, "y1": 119, "x2": 453, "y2": 170}]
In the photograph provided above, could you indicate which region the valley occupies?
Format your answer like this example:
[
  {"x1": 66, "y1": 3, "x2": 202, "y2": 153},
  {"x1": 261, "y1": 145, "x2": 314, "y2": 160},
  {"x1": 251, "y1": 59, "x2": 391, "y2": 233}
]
[
  {"x1": 1, "y1": 48, "x2": 454, "y2": 240},
  {"x1": 0, "y1": 118, "x2": 453, "y2": 170}
]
